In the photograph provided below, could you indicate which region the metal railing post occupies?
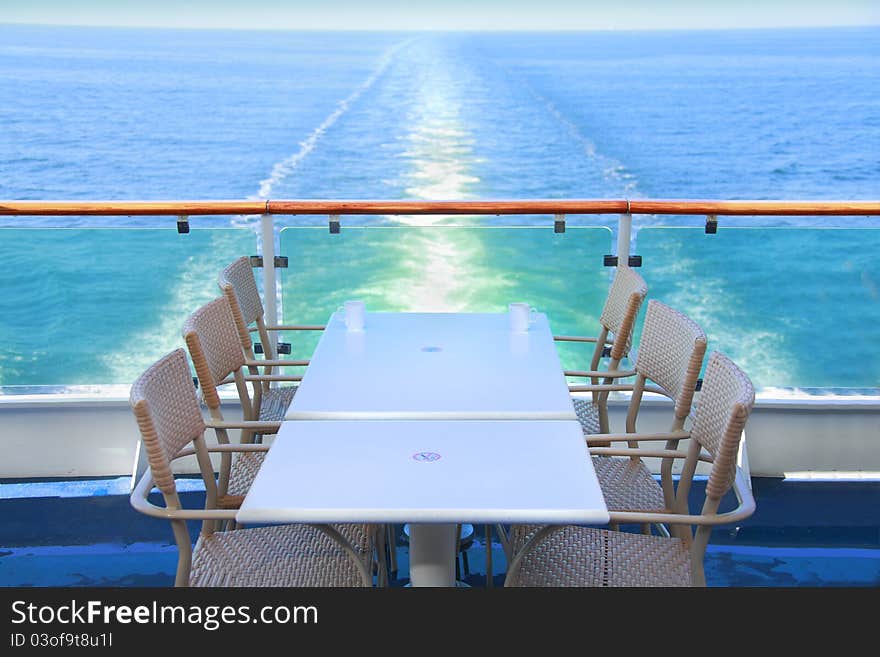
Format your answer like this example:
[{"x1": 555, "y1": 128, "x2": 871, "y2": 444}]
[
  {"x1": 260, "y1": 213, "x2": 279, "y2": 353},
  {"x1": 617, "y1": 213, "x2": 632, "y2": 263}
]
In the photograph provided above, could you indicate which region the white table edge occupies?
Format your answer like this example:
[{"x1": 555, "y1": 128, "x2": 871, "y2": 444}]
[
  {"x1": 284, "y1": 410, "x2": 579, "y2": 421},
  {"x1": 235, "y1": 509, "x2": 610, "y2": 526}
]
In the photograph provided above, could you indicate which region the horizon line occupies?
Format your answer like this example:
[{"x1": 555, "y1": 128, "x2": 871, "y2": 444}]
[{"x1": 2, "y1": 21, "x2": 878, "y2": 33}]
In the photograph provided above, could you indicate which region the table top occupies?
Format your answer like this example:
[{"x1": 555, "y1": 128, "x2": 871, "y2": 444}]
[
  {"x1": 285, "y1": 311, "x2": 576, "y2": 421},
  {"x1": 235, "y1": 419, "x2": 609, "y2": 525}
]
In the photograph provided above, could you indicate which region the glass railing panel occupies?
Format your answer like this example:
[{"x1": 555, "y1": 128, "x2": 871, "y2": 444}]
[
  {"x1": 636, "y1": 227, "x2": 880, "y2": 391},
  {"x1": 279, "y1": 225, "x2": 613, "y2": 371},
  {"x1": 0, "y1": 227, "x2": 255, "y2": 388}
]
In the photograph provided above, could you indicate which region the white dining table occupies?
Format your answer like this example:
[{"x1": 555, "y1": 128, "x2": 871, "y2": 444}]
[
  {"x1": 235, "y1": 419, "x2": 609, "y2": 587},
  {"x1": 285, "y1": 311, "x2": 577, "y2": 421},
  {"x1": 237, "y1": 309, "x2": 605, "y2": 586}
]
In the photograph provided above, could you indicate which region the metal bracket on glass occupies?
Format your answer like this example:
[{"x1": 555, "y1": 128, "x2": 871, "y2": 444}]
[
  {"x1": 695, "y1": 378, "x2": 703, "y2": 391},
  {"x1": 249, "y1": 256, "x2": 288, "y2": 268},
  {"x1": 254, "y1": 342, "x2": 292, "y2": 355},
  {"x1": 177, "y1": 215, "x2": 190, "y2": 234},
  {"x1": 705, "y1": 215, "x2": 718, "y2": 234},
  {"x1": 329, "y1": 214, "x2": 341, "y2": 234},
  {"x1": 601, "y1": 346, "x2": 612, "y2": 358},
  {"x1": 603, "y1": 255, "x2": 642, "y2": 267},
  {"x1": 192, "y1": 376, "x2": 199, "y2": 389},
  {"x1": 554, "y1": 214, "x2": 566, "y2": 233}
]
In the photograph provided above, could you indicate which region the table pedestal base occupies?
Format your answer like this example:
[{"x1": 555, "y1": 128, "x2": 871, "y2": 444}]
[{"x1": 408, "y1": 523, "x2": 457, "y2": 587}]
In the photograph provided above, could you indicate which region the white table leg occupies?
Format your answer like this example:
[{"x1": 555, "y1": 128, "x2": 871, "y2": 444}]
[{"x1": 408, "y1": 523, "x2": 457, "y2": 587}]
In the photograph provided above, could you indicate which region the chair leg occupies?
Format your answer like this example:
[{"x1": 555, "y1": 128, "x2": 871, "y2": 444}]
[
  {"x1": 653, "y1": 523, "x2": 671, "y2": 538},
  {"x1": 496, "y1": 523, "x2": 512, "y2": 563},
  {"x1": 386, "y1": 524, "x2": 398, "y2": 578},
  {"x1": 454, "y1": 523, "x2": 463, "y2": 583},
  {"x1": 485, "y1": 524, "x2": 493, "y2": 588},
  {"x1": 375, "y1": 525, "x2": 388, "y2": 587}
]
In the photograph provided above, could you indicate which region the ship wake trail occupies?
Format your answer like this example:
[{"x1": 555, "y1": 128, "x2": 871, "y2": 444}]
[
  {"x1": 253, "y1": 38, "x2": 415, "y2": 201},
  {"x1": 497, "y1": 61, "x2": 644, "y2": 201}
]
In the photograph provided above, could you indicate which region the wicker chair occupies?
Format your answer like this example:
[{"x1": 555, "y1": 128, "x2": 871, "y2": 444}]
[
  {"x1": 182, "y1": 296, "x2": 300, "y2": 503},
  {"x1": 505, "y1": 351, "x2": 756, "y2": 587},
  {"x1": 182, "y1": 295, "x2": 388, "y2": 583},
  {"x1": 500, "y1": 300, "x2": 706, "y2": 562},
  {"x1": 220, "y1": 258, "x2": 395, "y2": 583},
  {"x1": 494, "y1": 267, "x2": 647, "y2": 570},
  {"x1": 129, "y1": 349, "x2": 374, "y2": 587},
  {"x1": 586, "y1": 300, "x2": 707, "y2": 515},
  {"x1": 218, "y1": 257, "x2": 323, "y2": 418},
  {"x1": 559, "y1": 265, "x2": 648, "y2": 435}
]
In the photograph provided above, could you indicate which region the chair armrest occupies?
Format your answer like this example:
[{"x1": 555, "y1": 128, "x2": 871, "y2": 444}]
[
  {"x1": 130, "y1": 468, "x2": 240, "y2": 521},
  {"x1": 568, "y1": 383, "x2": 669, "y2": 397},
  {"x1": 245, "y1": 359, "x2": 310, "y2": 367},
  {"x1": 564, "y1": 369, "x2": 637, "y2": 379},
  {"x1": 609, "y1": 468, "x2": 756, "y2": 527},
  {"x1": 175, "y1": 443, "x2": 271, "y2": 462},
  {"x1": 243, "y1": 374, "x2": 303, "y2": 382},
  {"x1": 204, "y1": 418, "x2": 283, "y2": 432},
  {"x1": 585, "y1": 430, "x2": 691, "y2": 445},
  {"x1": 589, "y1": 446, "x2": 690, "y2": 459},
  {"x1": 253, "y1": 325, "x2": 326, "y2": 332},
  {"x1": 553, "y1": 335, "x2": 600, "y2": 343},
  {"x1": 569, "y1": 383, "x2": 637, "y2": 393}
]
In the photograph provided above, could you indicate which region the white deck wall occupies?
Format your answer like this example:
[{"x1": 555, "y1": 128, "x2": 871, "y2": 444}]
[{"x1": 0, "y1": 394, "x2": 877, "y2": 480}]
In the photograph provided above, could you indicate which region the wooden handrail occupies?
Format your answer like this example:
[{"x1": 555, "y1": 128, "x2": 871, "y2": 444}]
[
  {"x1": 0, "y1": 200, "x2": 268, "y2": 216},
  {"x1": 1, "y1": 199, "x2": 878, "y2": 217},
  {"x1": 267, "y1": 199, "x2": 629, "y2": 215},
  {"x1": 627, "y1": 199, "x2": 880, "y2": 216}
]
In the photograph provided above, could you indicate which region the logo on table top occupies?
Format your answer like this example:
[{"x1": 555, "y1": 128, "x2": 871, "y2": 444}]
[
  {"x1": 412, "y1": 451, "x2": 442, "y2": 462},
  {"x1": 420, "y1": 346, "x2": 443, "y2": 352}
]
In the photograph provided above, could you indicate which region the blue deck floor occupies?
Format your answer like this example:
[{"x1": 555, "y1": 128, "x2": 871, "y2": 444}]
[{"x1": 1, "y1": 477, "x2": 878, "y2": 587}]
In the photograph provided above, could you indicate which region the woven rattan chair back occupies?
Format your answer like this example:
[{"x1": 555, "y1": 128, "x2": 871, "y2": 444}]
[
  {"x1": 130, "y1": 349, "x2": 208, "y2": 498},
  {"x1": 688, "y1": 351, "x2": 755, "y2": 505},
  {"x1": 580, "y1": 265, "x2": 648, "y2": 434},
  {"x1": 218, "y1": 256, "x2": 266, "y2": 358},
  {"x1": 182, "y1": 296, "x2": 249, "y2": 414},
  {"x1": 632, "y1": 300, "x2": 707, "y2": 428},
  {"x1": 598, "y1": 265, "x2": 648, "y2": 362},
  {"x1": 130, "y1": 349, "x2": 223, "y2": 584}
]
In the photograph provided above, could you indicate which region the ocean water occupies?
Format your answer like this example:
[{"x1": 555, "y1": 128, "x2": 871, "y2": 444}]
[{"x1": 0, "y1": 25, "x2": 877, "y2": 389}]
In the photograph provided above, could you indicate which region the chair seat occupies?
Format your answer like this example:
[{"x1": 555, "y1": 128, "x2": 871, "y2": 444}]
[
  {"x1": 592, "y1": 456, "x2": 665, "y2": 512},
  {"x1": 572, "y1": 397, "x2": 601, "y2": 434},
  {"x1": 226, "y1": 386, "x2": 296, "y2": 497},
  {"x1": 504, "y1": 459, "x2": 665, "y2": 557},
  {"x1": 572, "y1": 397, "x2": 665, "y2": 513},
  {"x1": 506, "y1": 526, "x2": 692, "y2": 587},
  {"x1": 227, "y1": 452, "x2": 266, "y2": 498},
  {"x1": 258, "y1": 385, "x2": 297, "y2": 422},
  {"x1": 190, "y1": 523, "x2": 371, "y2": 587}
]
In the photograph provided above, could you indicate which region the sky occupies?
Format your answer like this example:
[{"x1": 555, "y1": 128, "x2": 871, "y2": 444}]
[{"x1": 1, "y1": 0, "x2": 878, "y2": 31}]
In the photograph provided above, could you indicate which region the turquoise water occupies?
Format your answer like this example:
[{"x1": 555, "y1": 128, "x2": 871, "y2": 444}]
[{"x1": 0, "y1": 26, "x2": 877, "y2": 389}]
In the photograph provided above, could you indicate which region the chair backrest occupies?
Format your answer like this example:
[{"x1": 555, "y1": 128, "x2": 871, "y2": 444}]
[
  {"x1": 182, "y1": 296, "x2": 248, "y2": 413},
  {"x1": 129, "y1": 349, "x2": 207, "y2": 498},
  {"x1": 633, "y1": 300, "x2": 707, "y2": 425},
  {"x1": 673, "y1": 351, "x2": 755, "y2": 584},
  {"x1": 598, "y1": 265, "x2": 648, "y2": 361},
  {"x1": 690, "y1": 351, "x2": 755, "y2": 505},
  {"x1": 218, "y1": 257, "x2": 265, "y2": 358}
]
